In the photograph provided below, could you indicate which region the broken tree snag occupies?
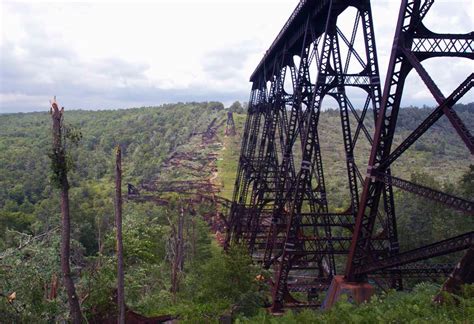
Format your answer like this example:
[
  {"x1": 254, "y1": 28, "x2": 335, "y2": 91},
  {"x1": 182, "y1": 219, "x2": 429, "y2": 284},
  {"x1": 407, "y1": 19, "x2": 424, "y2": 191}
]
[
  {"x1": 50, "y1": 97, "x2": 84, "y2": 323},
  {"x1": 48, "y1": 273, "x2": 59, "y2": 300},
  {"x1": 434, "y1": 247, "x2": 474, "y2": 304},
  {"x1": 115, "y1": 145, "x2": 125, "y2": 324}
]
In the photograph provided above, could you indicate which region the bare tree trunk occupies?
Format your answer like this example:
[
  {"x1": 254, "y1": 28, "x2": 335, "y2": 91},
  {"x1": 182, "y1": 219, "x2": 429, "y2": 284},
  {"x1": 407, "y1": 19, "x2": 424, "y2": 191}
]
[
  {"x1": 51, "y1": 273, "x2": 58, "y2": 300},
  {"x1": 115, "y1": 146, "x2": 125, "y2": 324},
  {"x1": 170, "y1": 220, "x2": 178, "y2": 302},
  {"x1": 187, "y1": 207, "x2": 196, "y2": 261},
  {"x1": 50, "y1": 98, "x2": 83, "y2": 323},
  {"x1": 191, "y1": 215, "x2": 196, "y2": 260},
  {"x1": 97, "y1": 217, "x2": 102, "y2": 268},
  {"x1": 170, "y1": 205, "x2": 185, "y2": 302},
  {"x1": 178, "y1": 205, "x2": 185, "y2": 272}
]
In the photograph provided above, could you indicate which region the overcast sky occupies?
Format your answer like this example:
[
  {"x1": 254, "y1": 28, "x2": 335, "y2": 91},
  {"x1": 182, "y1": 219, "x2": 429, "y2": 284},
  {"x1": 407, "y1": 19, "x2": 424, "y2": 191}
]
[{"x1": 1, "y1": 0, "x2": 473, "y2": 113}]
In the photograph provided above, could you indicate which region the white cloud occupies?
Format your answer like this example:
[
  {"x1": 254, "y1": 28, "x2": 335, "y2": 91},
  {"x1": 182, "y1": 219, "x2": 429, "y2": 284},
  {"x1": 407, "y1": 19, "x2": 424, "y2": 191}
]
[{"x1": 0, "y1": 0, "x2": 472, "y2": 112}]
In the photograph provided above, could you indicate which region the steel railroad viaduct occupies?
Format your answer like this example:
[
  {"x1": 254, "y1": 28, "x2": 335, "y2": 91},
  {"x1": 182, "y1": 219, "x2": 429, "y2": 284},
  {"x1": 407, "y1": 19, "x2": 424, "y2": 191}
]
[{"x1": 225, "y1": 0, "x2": 473, "y2": 312}]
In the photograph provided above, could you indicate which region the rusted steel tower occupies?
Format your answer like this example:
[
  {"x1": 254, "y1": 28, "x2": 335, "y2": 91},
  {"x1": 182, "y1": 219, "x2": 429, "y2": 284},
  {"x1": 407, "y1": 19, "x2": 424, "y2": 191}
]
[
  {"x1": 227, "y1": 0, "x2": 473, "y2": 312},
  {"x1": 225, "y1": 111, "x2": 236, "y2": 136},
  {"x1": 227, "y1": 0, "x2": 399, "y2": 311}
]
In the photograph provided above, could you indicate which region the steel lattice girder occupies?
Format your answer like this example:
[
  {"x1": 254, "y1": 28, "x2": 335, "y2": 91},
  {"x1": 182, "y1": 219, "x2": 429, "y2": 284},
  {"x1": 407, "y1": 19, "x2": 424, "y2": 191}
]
[
  {"x1": 357, "y1": 232, "x2": 474, "y2": 275},
  {"x1": 371, "y1": 264, "x2": 454, "y2": 278}
]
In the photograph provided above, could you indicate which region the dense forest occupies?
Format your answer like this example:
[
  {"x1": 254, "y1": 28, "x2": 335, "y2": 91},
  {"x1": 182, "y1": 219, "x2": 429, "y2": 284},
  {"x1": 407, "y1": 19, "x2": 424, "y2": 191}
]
[{"x1": 0, "y1": 102, "x2": 473, "y2": 322}]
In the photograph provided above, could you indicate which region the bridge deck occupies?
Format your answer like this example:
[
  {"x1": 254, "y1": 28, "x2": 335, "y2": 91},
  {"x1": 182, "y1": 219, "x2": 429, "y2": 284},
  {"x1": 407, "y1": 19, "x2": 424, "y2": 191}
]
[{"x1": 250, "y1": 0, "x2": 329, "y2": 83}]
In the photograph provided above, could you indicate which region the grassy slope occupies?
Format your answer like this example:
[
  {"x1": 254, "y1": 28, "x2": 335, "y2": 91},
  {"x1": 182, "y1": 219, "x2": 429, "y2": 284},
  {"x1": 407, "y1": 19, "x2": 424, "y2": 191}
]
[{"x1": 216, "y1": 113, "x2": 246, "y2": 201}]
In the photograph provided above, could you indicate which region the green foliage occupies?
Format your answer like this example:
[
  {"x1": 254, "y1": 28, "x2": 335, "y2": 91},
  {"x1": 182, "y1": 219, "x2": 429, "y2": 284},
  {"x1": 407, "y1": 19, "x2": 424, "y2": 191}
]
[
  {"x1": 63, "y1": 123, "x2": 83, "y2": 146},
  {"x1": 49, "y1": 122, "x2": 83, "y2": 189},
  {"x1": 0, "y1": 232, "x2": 68, "y2": 322},
  {"x1": 238, "y1": 283, "x2": 474, "y2": 323},
  {"x1": 207, "y1": 101, "x2": 225, "y2": 111},
  {"x1": 80, "y1": 257, "x2": 117, "y2": 321},
  {"x1": 229, "y1": 101, "x2": 245, "y2": 114},
  {"x1": 0, "y1": 210, "x2": 35, "y2": 237},
  {"x1": 460, "y1": 164, "x2": 474, "y2": 199},
  {"x1": 186, "y1": 244, "x2": 264, "y2": 305},
  {"x1": 167, "y1": 244, "x2": 266, "y2": 322}
]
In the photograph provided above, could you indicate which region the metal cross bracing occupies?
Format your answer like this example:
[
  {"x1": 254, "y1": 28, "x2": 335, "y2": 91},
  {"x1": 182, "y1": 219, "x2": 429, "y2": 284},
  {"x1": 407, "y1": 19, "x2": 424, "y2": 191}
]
[
  {"x1": 226, "y1": 0, "x2": 474, "y2": 313},
  {"x1": 227, "y1": 0, "x2": 405, "y2": 312}
]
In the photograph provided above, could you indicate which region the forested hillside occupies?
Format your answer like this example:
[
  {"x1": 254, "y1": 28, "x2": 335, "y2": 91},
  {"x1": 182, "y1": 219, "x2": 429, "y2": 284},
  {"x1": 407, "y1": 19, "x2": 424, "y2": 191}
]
[
  {"x1": 0, "y1": 102, "x2": 224, "y2": 247},
  {"x1": 0, "y1": 102, "x2": 265, "y2": 322},
  {"x1": 0, "y1": 102, "x2": 473, "y2": 322}
]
